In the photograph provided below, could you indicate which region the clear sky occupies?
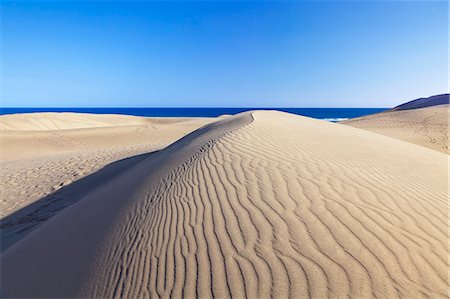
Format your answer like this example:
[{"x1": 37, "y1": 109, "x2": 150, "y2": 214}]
[{"x1": 1, "y1": 1, "x2": 448, "y2": 108}]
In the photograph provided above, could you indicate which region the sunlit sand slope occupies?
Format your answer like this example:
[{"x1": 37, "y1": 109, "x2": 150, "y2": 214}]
[
  {"x1": 0, "y1": 112, "x2": 156, "y2": 130},
  {"x1": 1, "y1": 111, "x2": 447, "y2": 298},
  {"x1": 342, "y1": 104, "x2": 449, "y2": 154},
  {"x1": 0, "y1": 113, "x2": 215, "y2": 161}
]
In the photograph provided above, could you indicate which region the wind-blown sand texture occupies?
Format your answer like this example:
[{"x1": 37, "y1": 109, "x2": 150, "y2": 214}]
[
  {"x1": 0, "y1": 112, "x2": 191, "y2": 130},
  {"x1": 0, "y1": 113, "x2": 215, "y2": 250},
  {"x1": 342, "y1": 104, "x2": 449, "y2": 154},
  {"x1": 1, "y1": 111, "x2": 447, "y2": 298},
  {"x1": 0, "y1": 113, "x2": 217, "y2": 160}
]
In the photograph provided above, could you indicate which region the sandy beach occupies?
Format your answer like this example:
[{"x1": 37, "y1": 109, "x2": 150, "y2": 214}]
[{"x1": 1, "y1": 107, "x2": 447, "y2": 298}]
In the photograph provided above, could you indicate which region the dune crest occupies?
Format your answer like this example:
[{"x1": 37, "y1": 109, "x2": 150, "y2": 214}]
[
  {"x1": 0, "y1": 113, "x2": 216, "y2": 250},
  {"x1": 1, "y1": 111, "x2": 447, "y2": 298},
  {"x1": 392, "y1": 94, "x2": 449, "y2": 111}
]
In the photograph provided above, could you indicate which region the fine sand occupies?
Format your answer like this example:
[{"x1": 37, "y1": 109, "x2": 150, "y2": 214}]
[
  {"x1": 0, "y1": 112, "x2": 218, "y2": 161},
  {"x1": 1, "y1": 111, "x2": 447, "y2": 298},
  {"x1": 0, "y1": 113, "x2": 216, "y2": 250},
  {"x1": 341, "y1": 104, "x2": 449, "y2": 154}
]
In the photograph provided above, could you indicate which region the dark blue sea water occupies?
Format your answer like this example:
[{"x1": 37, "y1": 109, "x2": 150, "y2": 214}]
[{"x1": 0, "y1": 108, "x2": 387, "y2": 122}]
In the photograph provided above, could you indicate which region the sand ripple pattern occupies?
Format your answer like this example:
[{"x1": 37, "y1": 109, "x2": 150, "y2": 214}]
[
  {"x1": 87, "y1": 111, "x2": 448, "y2": 298},
  {"x1": 343, "y1": 105, "x2": 449, "y2": 154}
]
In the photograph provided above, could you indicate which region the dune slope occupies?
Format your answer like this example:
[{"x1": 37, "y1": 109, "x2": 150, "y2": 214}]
[
  {"x1": 342, "y1": 104, "x2": 449, "y2": 154},
  {"x1": 0, "y1": 113, "x2": 215, "y2": 161},
  {"x1": 1, "y1": 113, "x2": 216, "y2": 251},
  {"x1": 1, "y1": 111, "x2": 447, "y2": 298},
  {"x1": 392, "y1": 94, "x2": 449, "y2": 111},
  {"x1": 0, "y1": 112, "x2": 156, "y2": 131}
]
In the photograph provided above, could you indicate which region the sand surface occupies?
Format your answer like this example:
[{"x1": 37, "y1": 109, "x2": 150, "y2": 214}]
[
  {"x1": 0, "y1": 112, "x2": 191, "y2": 131},
  {"x1": 1, "y1": 110, "x2": 447, "y2": 298},
  {"x1": 0, "y1": 113, "x2": 216, "y2": 250},
  {"x1": 342, "y1": 104, "x2": 449, "y2": 154},
  {"x1": 0, "y1": 113, "x2": 218, "y2": 161}
]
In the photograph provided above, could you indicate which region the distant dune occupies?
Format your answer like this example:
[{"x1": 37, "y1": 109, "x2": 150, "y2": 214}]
[
  {"x1": 392, "y1": 94, "x2": 449, "y2": 111},
  {"x1": 1, "y1": 111, "x2": 447, "y2": 298},
  {"x1": 342, "y1": 97, "x2": 449, "y2": 154},
  {"x1": 0, "y1": 113, "x2": 216, "y2": 161},
  {"x1": 0, "y1": 112, "x2": 153, "y2": 130}
]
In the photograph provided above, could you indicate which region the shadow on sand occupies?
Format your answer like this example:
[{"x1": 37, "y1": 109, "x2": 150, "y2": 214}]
[{"x1": 1, "y1": 150, "x2": 159, "y2": 252}]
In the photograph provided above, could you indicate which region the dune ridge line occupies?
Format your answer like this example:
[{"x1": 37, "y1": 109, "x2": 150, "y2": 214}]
[{"x1": 1, "y1": 111, "x2": 447, "y2": 298}]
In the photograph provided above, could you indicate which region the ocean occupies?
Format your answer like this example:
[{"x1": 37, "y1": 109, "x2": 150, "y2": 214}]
[{"x1": 0, "y1": 108, "x2": 387, "y2": 122}]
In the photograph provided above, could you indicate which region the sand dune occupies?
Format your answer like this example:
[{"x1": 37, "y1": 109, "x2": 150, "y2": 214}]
[
  {"x1": 342, "y1": 104, "x2": 449, "y2": 154},
  {"x1": 0, "y1": 113, "x2": 216, "y2": 161},
  {"x1": 0, "y1": 113, "x2": 216, "y2": 250},
  {"x1": 1, "y1": 111, "x2": 447, "y2": 298},
  {"x1": 392, "y1": 94, "x2": 449, "y2": 111},
  {"x1": 0, "y1": 112, "x2": 185, "y2": 131}
]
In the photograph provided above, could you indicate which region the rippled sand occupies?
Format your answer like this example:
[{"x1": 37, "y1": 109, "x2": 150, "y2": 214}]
[{"x1": 1, "y1": 111, "x2": 447, "y2": 298}]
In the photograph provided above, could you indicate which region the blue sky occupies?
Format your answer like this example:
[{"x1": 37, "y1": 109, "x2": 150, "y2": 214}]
[{"x1": 1, "y1": 1, "x2": 448, "y2": 107}]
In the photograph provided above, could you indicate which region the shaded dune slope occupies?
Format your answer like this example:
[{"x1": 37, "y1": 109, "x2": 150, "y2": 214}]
[
  {"x1": 1, "y1": 111, "x2": 448, "y2": 298},
  {"x1": 392, "y1": 94, "x2": 449, "y2": 111}
]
